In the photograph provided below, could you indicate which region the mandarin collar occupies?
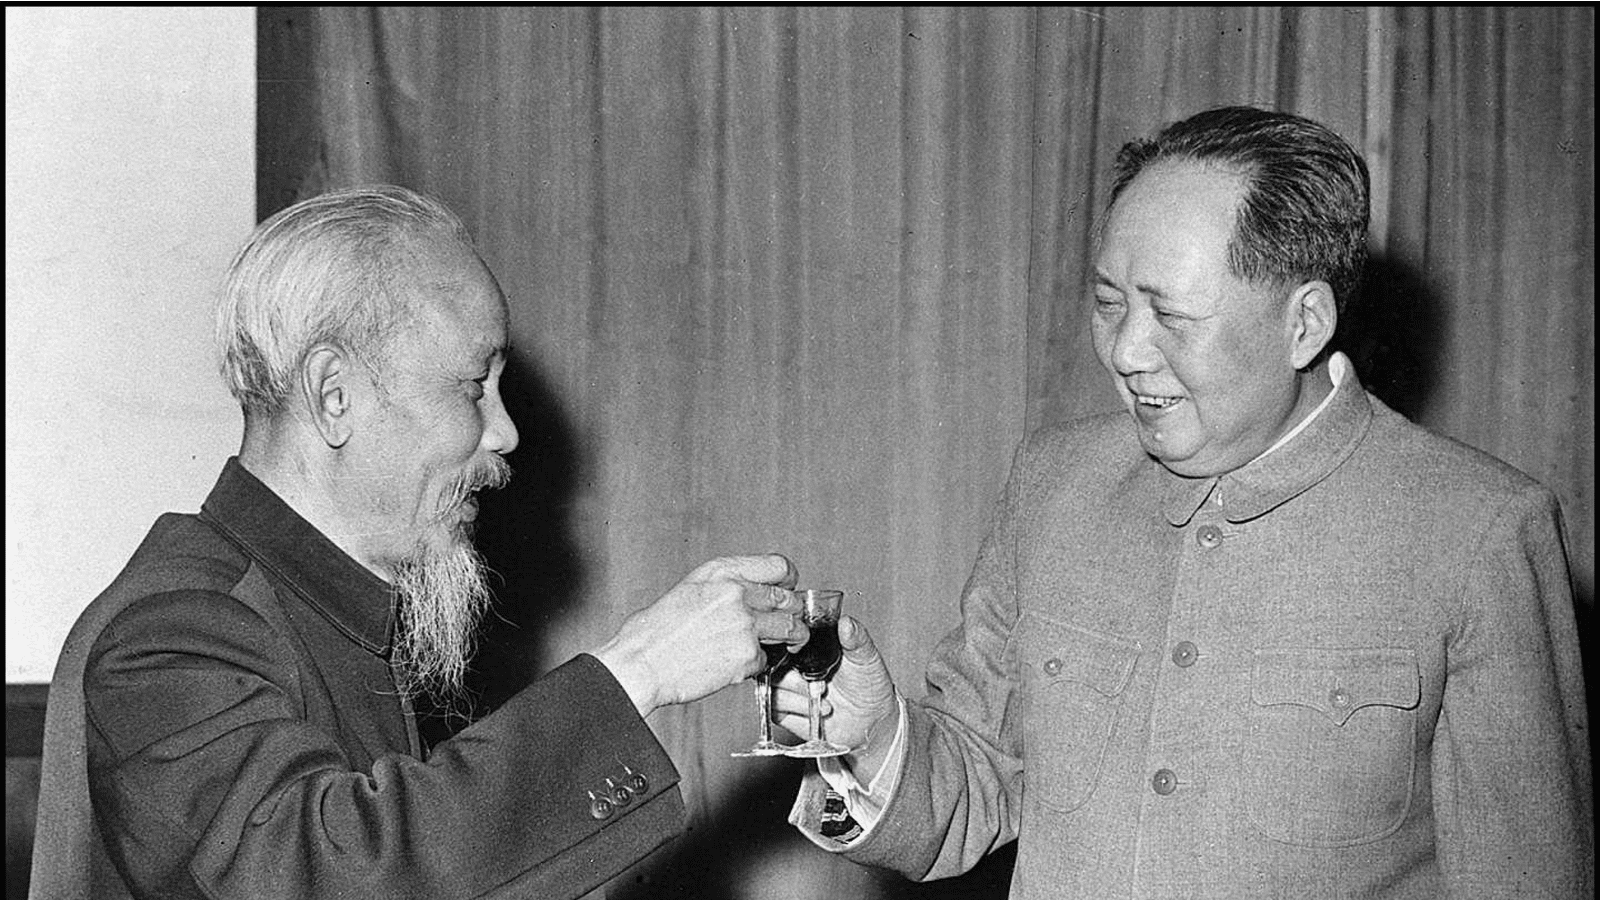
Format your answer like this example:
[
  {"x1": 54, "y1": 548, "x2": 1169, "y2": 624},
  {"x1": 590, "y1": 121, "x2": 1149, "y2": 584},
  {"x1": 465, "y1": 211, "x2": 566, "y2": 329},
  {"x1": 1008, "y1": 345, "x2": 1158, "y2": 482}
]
[
  {"x1": 198, "y1": 457, "x2": 397, "y2": 656},
  {"x1": 1160, "y1": 365, "x2": 1373, "y2": 527}
]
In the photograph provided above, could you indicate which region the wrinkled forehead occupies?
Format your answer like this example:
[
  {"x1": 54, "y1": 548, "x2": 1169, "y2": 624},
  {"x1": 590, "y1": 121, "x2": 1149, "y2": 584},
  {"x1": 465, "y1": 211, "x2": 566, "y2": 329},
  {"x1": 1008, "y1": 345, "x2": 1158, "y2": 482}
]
[{"x1": 393, "y1": 234, "x2": 510, "y2": 347}]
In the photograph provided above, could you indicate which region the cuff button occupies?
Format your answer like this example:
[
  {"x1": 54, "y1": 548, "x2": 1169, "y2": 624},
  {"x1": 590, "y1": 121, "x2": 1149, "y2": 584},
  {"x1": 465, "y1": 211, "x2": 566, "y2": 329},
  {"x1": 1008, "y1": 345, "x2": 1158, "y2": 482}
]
[{"x1": 623, "y1": 766, "x2": 649, "y2": 794}]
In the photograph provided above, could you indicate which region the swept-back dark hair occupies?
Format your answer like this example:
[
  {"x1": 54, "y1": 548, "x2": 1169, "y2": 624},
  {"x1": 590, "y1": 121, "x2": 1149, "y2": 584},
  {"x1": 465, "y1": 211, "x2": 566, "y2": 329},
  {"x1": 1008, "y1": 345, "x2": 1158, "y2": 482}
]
[{"x1": 1109, "y1": 106, "x2": 1370, "y2": 311}]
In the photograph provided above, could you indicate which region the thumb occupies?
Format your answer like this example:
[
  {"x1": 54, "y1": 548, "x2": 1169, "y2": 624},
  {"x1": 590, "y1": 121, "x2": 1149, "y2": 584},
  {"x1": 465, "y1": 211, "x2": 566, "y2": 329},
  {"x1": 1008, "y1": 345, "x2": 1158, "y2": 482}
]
[{"x1": 838, "y1": 615, "x2": 880, "y2": 662}]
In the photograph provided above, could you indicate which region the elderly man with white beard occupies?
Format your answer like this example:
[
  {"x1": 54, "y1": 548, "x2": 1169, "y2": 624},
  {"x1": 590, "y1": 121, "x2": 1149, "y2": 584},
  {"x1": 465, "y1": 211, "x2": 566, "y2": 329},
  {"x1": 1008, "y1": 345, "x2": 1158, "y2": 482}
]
[{"x1": 30, "y1": 185, "x2": 807, "y2": 900}]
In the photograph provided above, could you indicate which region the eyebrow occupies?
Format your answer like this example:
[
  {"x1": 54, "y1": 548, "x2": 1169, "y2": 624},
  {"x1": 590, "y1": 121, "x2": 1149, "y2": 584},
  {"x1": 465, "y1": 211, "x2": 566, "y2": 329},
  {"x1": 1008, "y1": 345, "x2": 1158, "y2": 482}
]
[{"x1": 1093, "y1": 270, "x2": 1174, "y2": 302}]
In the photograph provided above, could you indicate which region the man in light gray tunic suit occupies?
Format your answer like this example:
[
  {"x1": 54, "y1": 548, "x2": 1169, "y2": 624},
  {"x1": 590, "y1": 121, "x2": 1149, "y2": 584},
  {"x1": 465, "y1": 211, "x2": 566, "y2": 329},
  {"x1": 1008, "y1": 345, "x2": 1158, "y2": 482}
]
[{"x1": 781, "y1": 107, "x2": 1593, "y2": 898}]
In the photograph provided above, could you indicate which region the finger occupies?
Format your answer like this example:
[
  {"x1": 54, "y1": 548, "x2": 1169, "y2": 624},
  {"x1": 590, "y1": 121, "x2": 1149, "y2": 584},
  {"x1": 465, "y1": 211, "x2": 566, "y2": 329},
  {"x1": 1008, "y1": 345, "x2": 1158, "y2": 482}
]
[
  {"x1": 838, "y1": 615, "x2": 880, "y2": 661},
  {"x1": 770, "y1": 682, "x2": 817, "y2": 715},
  {"x1": 769, "y1": 554, "x2": 799, "y2": 589},
  {"x1": 773, "y1": 692, "x2": 824, "y2": 718},
  {"x1": 745, "y1": 583, "x2": 799, "y2": 613},
  {"x1": 771, "y1": 668, "x2": 808, "y2": 693},
  {"x1": 751, "y1": 613, "x2": 807, "y2": 647},
  {"x1": 838, "y1": 615, "x2": 867, "y2": 648},
  {"x1": 688, "y1": 553, "x2": 796, "y2": 586}
]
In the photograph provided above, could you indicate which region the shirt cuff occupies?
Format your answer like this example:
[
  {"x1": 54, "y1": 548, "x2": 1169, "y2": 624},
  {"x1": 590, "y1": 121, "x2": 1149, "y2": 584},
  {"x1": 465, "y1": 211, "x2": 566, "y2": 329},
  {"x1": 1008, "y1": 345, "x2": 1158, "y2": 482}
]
[{"x1": 814, "y1": 694, "x2": 908, "y2": 838}]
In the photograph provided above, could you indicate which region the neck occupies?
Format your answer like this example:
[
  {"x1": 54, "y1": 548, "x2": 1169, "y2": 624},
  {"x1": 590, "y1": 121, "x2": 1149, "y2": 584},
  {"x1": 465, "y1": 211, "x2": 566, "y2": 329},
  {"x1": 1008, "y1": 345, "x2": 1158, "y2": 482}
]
[
  {"x1": 238, "y1": 423, "x2": 399, "y2": 583},
  {"x1": 1251, "y1": 356, "x2": 1339, "y2": 467},
  {"x1": 1293, "y1": 358, "x2": 1336, "y2": 421}
]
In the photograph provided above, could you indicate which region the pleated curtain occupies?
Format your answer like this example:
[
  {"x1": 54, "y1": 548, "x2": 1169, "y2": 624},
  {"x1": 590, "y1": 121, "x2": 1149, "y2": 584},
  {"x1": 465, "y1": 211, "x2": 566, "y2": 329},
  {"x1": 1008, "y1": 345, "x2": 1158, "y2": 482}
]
[{"x1": 257, "y1": 7, "x2": 1594, "y2": 898}]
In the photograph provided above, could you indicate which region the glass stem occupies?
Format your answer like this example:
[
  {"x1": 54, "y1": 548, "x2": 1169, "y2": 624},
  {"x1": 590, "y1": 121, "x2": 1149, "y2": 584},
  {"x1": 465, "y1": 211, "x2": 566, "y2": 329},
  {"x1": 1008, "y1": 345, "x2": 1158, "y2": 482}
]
[
  {"x1": 807, "y1": 679, "x2": 823, "y2": 743},
  {"x1": 757, "y1": 672, "x2": 774, "y2": 744}
]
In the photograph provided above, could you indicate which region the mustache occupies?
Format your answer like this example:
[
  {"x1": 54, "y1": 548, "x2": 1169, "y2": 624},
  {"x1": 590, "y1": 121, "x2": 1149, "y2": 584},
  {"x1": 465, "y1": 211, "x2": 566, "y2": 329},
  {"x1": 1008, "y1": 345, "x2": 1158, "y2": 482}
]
[
  {"x1": 438, "y1": 456, "x2": 513, "y2": 515},
  {"x1": 468, "y1": 455, "x2": 513, "y2": 493}
]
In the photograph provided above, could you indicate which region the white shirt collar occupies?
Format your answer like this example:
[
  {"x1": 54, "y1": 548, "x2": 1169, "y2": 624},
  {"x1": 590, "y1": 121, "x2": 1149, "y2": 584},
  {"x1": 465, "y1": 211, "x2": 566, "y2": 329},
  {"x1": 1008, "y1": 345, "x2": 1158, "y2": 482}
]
[{"x1": 1249, "y1": 351, "x2": 1350, "y2": 466}]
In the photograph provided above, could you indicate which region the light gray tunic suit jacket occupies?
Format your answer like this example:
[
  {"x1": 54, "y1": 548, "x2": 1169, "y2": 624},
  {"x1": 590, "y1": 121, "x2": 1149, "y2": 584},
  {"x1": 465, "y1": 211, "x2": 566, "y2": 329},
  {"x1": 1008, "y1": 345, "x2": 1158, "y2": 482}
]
[{"x1": 796, "y1": 368, "x2": 1592, "y2": 899}]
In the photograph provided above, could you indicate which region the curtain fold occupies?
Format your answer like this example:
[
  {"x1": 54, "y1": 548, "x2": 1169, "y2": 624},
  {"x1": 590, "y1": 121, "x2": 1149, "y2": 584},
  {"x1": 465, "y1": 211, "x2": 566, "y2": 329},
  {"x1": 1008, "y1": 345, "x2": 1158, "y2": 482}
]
[{"x1": 256, "y1": 7, "x2": 1593, "y2": 898}]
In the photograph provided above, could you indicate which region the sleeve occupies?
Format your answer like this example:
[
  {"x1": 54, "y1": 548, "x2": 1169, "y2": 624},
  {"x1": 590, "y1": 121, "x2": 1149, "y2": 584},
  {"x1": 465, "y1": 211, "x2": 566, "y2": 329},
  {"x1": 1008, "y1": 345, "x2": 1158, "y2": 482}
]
[
  {"x1": 789, "y1": 695, "x2": 909, "y2": 846},
  {"x1": 789, "y1": 437, "x2": 1035, "y2": 881},
  {"x1": 83, "y1": 590, "x2": 684, "y2": 900},
  {"x1": 1431, "y1": 486, "x2": 1593, "y2": 899}
]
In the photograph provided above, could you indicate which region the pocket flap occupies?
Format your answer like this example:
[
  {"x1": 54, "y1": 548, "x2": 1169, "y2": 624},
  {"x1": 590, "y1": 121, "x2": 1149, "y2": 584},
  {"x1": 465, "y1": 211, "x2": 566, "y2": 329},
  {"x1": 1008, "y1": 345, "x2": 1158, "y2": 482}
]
[
  {"x1": 1021, "y1": 613, "x2": 1142, "y2": 698},
  {"x1": 1251, "y1": 648, "x2": 1420, "y2": 726}
]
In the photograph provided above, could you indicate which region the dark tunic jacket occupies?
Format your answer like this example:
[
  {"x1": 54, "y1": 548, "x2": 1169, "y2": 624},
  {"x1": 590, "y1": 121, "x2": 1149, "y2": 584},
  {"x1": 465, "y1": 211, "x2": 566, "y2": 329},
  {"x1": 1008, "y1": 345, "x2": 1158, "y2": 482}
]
[{"x1": 30, "y1": 458, "x2": 683, "y2": 899}]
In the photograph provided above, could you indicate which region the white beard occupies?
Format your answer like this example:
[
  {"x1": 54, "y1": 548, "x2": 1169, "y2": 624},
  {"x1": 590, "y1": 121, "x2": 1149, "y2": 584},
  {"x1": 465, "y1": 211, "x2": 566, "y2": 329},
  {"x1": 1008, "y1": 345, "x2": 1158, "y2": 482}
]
[
  {"x1": 389, "y1": 537, "x2": 495, "y2": 712},
  {"x1": 387, "y1": 455, "x2": 511, "y2": 711}
]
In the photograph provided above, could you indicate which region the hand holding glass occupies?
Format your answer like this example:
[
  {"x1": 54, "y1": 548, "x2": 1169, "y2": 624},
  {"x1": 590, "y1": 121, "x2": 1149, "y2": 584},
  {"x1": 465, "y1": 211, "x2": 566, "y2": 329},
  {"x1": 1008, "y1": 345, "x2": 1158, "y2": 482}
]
[
  {"x1": 782, "y1": 589, "x2": 850, "y2": 758},
  {"x1": 731, "y1": 588, "x2": 850, "y2": 759}
]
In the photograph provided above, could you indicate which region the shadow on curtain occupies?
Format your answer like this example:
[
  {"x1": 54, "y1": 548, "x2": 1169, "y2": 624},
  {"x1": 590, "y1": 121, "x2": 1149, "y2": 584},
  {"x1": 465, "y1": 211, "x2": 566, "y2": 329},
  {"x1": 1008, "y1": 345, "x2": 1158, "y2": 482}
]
[{"x1": 257, "y1": 7, "x2": 1593, "y2": 899}]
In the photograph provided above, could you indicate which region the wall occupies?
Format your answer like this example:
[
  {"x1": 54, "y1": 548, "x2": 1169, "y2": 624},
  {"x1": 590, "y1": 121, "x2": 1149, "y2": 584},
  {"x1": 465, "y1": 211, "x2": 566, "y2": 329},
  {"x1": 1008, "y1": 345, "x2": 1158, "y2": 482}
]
[{"x1": 4, "y1": 8, "x2": 255, "y2": 684}]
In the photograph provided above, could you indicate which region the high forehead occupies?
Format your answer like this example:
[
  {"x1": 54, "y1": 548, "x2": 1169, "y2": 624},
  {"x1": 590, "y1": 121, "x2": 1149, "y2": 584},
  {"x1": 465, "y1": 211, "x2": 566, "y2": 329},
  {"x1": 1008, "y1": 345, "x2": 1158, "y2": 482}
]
[
  {"x1": 391, "y1": 233, "x2": 509, "y2": 344},
  {"x1": 1100, "y1": 159, "x2": 1248, "y2": 264}
]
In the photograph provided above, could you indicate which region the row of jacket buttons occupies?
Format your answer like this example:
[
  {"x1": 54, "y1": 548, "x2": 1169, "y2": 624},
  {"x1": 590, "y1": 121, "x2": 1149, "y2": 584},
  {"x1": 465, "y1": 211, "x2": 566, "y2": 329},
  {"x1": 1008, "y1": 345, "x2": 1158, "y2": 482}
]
[
  {"x1": 1158, "y1": 617, "x2": 1202, "y2": 789},
  {"x1": 1160, "y1": 523, "x2": 1222, "y2": 796},
  {"x1": 588, "y1": 766, "x2": 650, "y2": 820},
  {"x1": 1150, "y1": 523, "x2": 1218, "y2": 800}
]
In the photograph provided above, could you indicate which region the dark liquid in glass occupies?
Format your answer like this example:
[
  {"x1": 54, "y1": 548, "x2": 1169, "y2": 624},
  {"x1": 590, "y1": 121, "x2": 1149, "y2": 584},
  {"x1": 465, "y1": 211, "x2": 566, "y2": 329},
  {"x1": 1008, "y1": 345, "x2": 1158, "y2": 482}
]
[
  {"x1": 761, "y1": 642, "x2": 790, "y2": 672},
  {"x1": 791, "y1": 621, "x2": 841, "y2": 680}
]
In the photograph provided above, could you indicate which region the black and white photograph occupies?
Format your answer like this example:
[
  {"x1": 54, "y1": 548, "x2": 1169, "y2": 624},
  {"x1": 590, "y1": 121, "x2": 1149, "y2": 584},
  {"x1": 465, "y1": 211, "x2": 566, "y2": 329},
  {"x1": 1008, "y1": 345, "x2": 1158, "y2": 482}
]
[{"x1": 7, "y1": 7, "x2": 1593, "y2": 899}]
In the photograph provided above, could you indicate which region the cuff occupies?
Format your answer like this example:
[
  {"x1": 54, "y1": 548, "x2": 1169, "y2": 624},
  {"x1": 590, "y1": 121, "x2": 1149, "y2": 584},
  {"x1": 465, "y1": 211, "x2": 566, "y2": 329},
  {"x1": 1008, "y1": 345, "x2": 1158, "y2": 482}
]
[{"x1": 791, "y1": 694, "x2": 907, "y2": 846}]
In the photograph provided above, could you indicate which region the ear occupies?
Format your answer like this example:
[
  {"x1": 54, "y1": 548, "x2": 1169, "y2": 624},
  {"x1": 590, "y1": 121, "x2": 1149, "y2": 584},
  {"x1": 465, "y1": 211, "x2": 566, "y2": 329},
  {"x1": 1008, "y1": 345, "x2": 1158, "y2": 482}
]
[
  {"x1": 299, "y1": 345, "x2": 355, "y2": 449},
  {"x1": 1286, "y1": 280, "x2": 1338, "y2": 370}
]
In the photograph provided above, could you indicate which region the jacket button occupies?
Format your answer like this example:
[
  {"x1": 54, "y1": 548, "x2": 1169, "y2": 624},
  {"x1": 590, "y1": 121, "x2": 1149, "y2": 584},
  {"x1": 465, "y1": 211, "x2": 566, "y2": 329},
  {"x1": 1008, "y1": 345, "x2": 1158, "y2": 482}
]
[
  {"x1": 588, "y1": 791, "x2": 614, "y2": 820},
  {"x1": 607, "y1": 778, "x2": 634, "y2": 806},
  {"x1": 1043, "y1": 658, "x2": 1064, "y2": 676},
  {"x1": 1196, "y1": 524, "x2": 1223, "y2": 549},
  {"x1": 624, "y1": 768, "x2": 649, "y2": 794},
  {"x1": 1329, "y1": 687, "x2": 1352, "y2": 709},
  {"x1": 1151, "y1": 769, "x2": 1178, "y2": 796},
  {"x1": 1171, "y1": 641, "x2": 1198, "y2": 668}
]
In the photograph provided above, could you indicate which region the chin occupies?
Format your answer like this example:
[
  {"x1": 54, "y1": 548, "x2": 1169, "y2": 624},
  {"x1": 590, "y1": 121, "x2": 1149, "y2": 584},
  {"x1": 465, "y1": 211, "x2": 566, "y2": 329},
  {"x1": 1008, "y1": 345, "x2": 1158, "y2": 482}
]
[
  {"x1": 1155, "y1": 459, "x2": 1210, "y2": 478},
  {"x1": 416, "y1": 525, "x2": 471, "y2": 560},
  {"x1": 1142, "y1": 440, "x2": 1207, "y2": 477}
]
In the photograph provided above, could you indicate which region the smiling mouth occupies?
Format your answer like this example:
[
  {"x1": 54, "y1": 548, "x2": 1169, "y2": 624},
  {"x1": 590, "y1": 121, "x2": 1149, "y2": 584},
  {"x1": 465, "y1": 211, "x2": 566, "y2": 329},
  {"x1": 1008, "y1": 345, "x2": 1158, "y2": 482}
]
[{"x1": 1132, "y1": 392, "x2": 1184, "y2": 410}]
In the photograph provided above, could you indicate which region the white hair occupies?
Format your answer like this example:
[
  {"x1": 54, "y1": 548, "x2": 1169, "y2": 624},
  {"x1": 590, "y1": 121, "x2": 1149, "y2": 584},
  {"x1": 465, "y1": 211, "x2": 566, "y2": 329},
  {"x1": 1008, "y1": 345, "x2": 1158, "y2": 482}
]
[{"x1": 216, "y1": 185, "x2": 474, "y2": 416}]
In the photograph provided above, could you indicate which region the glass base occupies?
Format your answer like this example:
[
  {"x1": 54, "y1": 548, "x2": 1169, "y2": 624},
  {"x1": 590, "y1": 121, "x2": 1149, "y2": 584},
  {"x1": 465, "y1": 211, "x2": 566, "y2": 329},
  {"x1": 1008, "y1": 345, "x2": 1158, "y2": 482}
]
[
  {"x1": 731, "y1": 741, "x2": 791, "y2": 758},
  {"x1": 781, "y1": 740, "x2": 851, "y2": 759}
]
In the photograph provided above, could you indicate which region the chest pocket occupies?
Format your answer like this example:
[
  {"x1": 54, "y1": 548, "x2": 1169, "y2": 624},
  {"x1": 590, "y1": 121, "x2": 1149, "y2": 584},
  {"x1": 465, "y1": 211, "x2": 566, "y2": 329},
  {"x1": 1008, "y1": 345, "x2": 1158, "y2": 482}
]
[
  {"x1": 1243, "y1": 648, "x2": 1421, "y2": 847},
  {"x1": 1018, "y1": 613, "x2": 1142, "y2": 813}
]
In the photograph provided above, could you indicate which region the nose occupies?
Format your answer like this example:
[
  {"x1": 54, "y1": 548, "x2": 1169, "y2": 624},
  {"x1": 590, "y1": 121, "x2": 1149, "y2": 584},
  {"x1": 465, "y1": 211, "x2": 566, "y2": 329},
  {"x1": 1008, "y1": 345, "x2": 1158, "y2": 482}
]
[
  {"x1": 481, "y1": 388, "x2": 520, "y2": 456},
  {"x1": 1107, "y1": 307, "x2": 1160, "y2": 375}
]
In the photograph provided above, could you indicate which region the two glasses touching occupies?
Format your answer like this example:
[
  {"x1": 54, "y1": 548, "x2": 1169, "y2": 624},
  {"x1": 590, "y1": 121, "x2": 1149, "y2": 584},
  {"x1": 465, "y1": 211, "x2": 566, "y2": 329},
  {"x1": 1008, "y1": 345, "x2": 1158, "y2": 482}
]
[{"x1": 732, "y1": 588, "x2": 849, "y2": 759}]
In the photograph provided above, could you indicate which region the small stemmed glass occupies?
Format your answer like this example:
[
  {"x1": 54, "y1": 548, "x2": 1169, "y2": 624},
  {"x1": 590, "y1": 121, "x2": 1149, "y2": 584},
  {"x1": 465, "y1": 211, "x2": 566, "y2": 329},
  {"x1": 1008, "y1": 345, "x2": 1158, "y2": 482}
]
[
  {"x1": 730, "y1": 638, "x2": 792, "y2": 758},
  {"x1": 731, "y1": 588, "x2": 851, "y2": 759},
  {"x1": 779, "y1": 589, "x2": 849, "y2": 759}
]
